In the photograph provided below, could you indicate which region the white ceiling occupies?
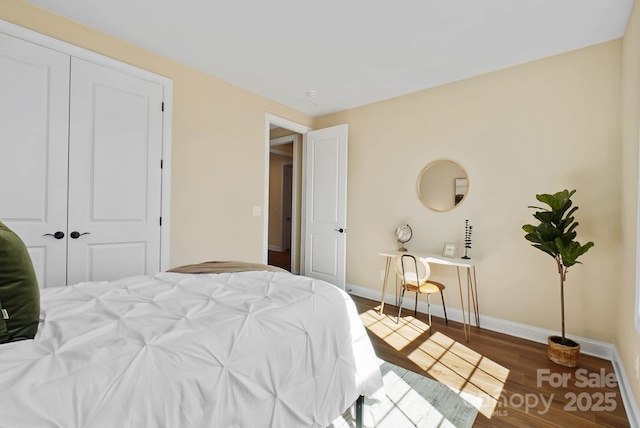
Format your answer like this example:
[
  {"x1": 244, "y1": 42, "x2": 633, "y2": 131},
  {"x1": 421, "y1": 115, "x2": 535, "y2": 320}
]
[{"x1": 24, "y1": 0, "x2": 633, "y2": 116}]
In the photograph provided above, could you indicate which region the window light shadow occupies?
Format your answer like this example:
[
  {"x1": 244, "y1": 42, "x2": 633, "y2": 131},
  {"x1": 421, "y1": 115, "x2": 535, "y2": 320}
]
[
  {"x1": 409, "y1": 331, "x2": 508, "y2": 418},
  {"x1": 330, "y1": 359, "x2": 477, "y2": 428},
  {"x1": 361, "y1": 308, "x2": 509, "y2": 419},
  {"x1": 359, "y1": 306, "x2": 430, "y2": 351}
]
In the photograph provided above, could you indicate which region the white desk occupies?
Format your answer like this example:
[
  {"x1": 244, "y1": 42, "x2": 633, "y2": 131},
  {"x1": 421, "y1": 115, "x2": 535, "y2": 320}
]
[{"x1": 379, "y1": 249, "x2": 480, "y2": 341}]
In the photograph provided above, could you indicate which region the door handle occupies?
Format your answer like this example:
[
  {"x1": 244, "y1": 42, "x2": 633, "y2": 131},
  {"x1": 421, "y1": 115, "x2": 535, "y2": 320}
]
[
  {"x1": 43, "y1": 231, "x2": 65, "y2": 240},
  {"x1": 70, "y1": 231, "x2": 91, "y2": 239},
  {"x1": 334, "y1": 228, "x2": 346, "y2": 233}
]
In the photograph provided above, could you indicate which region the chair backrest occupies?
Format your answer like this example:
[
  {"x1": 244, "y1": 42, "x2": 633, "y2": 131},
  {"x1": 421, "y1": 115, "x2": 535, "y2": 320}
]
[{"x1": 394, "y1": 254, "x2": 431, "y2": 286}]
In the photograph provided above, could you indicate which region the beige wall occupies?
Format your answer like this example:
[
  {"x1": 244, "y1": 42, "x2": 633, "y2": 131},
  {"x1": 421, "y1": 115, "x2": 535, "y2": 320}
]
[
  {"x1": 621, "y1": 0, "x2": 640, "y2": 412},
  {"x1": 317, "y1": 41, "x2": 622, "y2": 345},
  {"x1": 0, "y1": 0, "x2": 314, "y2": 268}
]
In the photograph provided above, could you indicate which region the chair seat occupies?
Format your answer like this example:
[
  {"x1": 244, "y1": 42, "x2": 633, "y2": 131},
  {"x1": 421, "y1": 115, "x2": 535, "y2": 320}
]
[
  {"x1": 405, "y1": 280, "x2": 445, "y2": 294},
  {"x1": 395, "y1": 254, "x2": 448, "y2": 329}
]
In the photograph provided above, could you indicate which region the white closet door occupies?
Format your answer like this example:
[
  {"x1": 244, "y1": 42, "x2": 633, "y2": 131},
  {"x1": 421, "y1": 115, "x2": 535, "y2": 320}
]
[
  {"x1": 67, "y1": 58, "x2": 163, "y2": 285},
  {"x1": 0, "y1": 33, "x2": 70, "y2": 288}
]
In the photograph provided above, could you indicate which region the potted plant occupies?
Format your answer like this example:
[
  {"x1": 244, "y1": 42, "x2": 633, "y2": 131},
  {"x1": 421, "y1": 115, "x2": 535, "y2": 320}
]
[{"x1": 522, "y1": 189, "x2": 594, "y2": 367}]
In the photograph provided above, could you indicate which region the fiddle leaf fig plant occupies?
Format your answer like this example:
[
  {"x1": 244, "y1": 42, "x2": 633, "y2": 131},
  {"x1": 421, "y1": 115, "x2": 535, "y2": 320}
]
[{"x1": 522, "y1": 189, "x2": 594, "y2": 345}]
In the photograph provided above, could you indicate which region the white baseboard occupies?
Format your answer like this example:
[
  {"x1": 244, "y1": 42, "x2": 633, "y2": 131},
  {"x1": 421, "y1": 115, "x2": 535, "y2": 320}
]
[
  {"x1": 346, "y1": 282, "x2": 640, "y2": 428},
  {"x1": 612, "y1": 347, "x2": 640, "y2": 428},
  {"x1": 268, "y1": 245, "x2": 282, "y2": 252}
]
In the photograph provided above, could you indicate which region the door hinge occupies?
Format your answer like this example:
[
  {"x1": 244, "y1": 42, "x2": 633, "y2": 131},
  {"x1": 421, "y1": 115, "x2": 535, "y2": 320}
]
[
  {"x1": 159, "y1": 217, "x2": 162, "y2": 226},
  {"x1": 161, "y1": 102, "x2": 164, "y2": 112},
  {"x1": 160, "y1": 159, "x2": 163, "y2": 169}
]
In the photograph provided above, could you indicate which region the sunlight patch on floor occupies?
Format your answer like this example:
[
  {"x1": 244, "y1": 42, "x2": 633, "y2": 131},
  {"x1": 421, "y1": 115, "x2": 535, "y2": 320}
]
[
  {"x1": 376, "y1": 370, "x2": 447, "y2": 427},
  {"x1": 330, "y1": 366, "x2": 458, "y2": 428},
  {"x1": 359, "y1": 308, "x2": 430, "y2": 351},
  {"x1": 407, "y1": 331, "x2": 509, "y2": 418},
  {"x1": 359, "y1": 308, "x2": 508, "y2": 418}
]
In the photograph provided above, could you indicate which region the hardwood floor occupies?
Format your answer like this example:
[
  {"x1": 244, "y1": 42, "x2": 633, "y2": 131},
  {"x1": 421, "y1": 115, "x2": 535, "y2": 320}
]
[
  {"x1": 350, "y1": 295, "x2": 630, "y2": 427},
  {"x1": 268, "y1": 250, "x2": 291, "y2": 272}
]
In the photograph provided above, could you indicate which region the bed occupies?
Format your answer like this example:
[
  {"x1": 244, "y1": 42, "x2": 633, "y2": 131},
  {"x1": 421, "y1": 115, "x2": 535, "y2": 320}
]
[{"x1": 0, "y1": 261, "x2": 384, "y2": 428}]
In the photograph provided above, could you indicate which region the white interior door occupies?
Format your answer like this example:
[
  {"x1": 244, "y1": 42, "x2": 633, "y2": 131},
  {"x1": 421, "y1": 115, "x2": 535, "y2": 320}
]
[
  {"x1": 0, "y1": 33, "x2": 70, "y2": 288},
  {"x1": 303, "y1": 124, "x2": 348, "y2": 289},
  {"x1": 67, "y1": 58, "x2": 164, "y2": 284}
]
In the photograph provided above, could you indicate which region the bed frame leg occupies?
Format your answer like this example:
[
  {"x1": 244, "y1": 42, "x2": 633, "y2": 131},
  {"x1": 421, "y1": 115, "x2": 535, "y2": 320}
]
[{"x1": 355, "y1": 395, "x2": 364, "y2": 428}]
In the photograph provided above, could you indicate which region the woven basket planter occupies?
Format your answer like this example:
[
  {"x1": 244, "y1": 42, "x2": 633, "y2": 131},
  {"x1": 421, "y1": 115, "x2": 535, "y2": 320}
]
[{"x1": 548, "y1": 335, "x2": 580, "y2": 367}]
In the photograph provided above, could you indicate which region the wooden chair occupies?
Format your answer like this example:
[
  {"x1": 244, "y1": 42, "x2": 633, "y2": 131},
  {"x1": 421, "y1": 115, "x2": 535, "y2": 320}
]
[{"x1": 395, "y1": 254, "x2": 448, "y2": 332}]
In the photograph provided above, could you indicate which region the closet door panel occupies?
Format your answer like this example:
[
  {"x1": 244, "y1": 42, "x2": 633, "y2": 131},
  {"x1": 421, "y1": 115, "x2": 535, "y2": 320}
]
[
  {"x1": 67, "y1": 58, "x2": 163, "y2": 284},
  {"x1": 0, "y1": 32, "x2": 70, "y2": 288}
]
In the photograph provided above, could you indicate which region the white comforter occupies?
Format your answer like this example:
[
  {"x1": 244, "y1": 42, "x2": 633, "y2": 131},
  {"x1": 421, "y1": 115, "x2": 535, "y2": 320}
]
[{"x1": 0, "y1": 271, "x2": 383, "y2": 428}]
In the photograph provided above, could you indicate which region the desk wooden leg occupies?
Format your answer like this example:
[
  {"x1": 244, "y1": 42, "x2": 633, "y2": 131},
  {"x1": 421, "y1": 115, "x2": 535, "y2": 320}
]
[
  {"x1": 379, "y1": 257, "x2": 392, "y2": 315},
  {"x1": 467, "y1": 272, "x2": 474, "y2": 330},
  {"x1": 456, "y1": 267, "x2": 470, "y2": 341},
  {"x1": 469, "y1": 266, "x2": 480, "y2": 327}
]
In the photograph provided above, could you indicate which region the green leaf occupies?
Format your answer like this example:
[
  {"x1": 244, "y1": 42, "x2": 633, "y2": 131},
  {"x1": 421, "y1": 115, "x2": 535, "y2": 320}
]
[
  {"x1": 556, "y1": 239, "x2": 594, "y2": 267},
  {"x1": 534, "y1": 211, "x2": 558, "y2": 224},
  {"x1": 524, "y1": 233, "x2": 541, "y2": 244},
  {"x1": 537, "y1": 190, "x2": 575, "y2": 215},
  {"x1": 536, "y1": 193, "x2": 558, "y2": 210},
  {"x1": 556, "y1": 196, "x2": 574, "y2": 221},
  {"x1": 559, "y1": 219, "x2": 578, "y2": 236},
  {"x1": 538, "y1": 241, "x2": 559, "y2": 254},
  {"x1": 537, "y1": 222, "x2": 562, "y2": 242}
]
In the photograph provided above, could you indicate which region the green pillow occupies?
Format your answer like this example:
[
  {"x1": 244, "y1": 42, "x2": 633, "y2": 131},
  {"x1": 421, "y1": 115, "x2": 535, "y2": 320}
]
[{"x1": 0, "y1": 221, "x2": 40, "y2": 343}]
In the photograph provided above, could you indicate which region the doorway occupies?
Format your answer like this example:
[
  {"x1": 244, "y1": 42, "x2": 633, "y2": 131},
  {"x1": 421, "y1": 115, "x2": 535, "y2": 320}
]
[
  {"x1": 264, "y1": 114, "x2": 310, "y2": 273},
  {"x1": 267, "y1": 135, "x2": 298, "y2": 272}
]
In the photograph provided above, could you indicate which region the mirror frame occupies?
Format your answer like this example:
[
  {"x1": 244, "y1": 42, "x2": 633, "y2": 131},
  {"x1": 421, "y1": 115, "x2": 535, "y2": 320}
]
[{"x1": 416, "y1": 160, "x2": 469, "y2": 212}]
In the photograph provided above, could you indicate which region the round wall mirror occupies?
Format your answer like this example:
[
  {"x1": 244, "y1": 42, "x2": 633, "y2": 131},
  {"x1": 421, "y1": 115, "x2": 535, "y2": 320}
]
[{"x1": 417, "y1": 160, "x2": 469, "y2": 212}]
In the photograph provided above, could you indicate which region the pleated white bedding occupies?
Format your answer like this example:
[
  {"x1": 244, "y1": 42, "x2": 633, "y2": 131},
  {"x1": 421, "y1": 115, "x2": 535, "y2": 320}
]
[{"x1": 0, "y1": 271, "x2": 384, "y2": 428}]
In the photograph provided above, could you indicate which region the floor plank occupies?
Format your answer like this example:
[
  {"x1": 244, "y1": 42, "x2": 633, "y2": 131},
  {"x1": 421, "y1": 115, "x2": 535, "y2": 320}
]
[
  {"x1": 350, "y1": 294, "x2": 631, "y2": 427},
  {"x1": 268, "y1": 250, "x2": 291, "y2": 272}
]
